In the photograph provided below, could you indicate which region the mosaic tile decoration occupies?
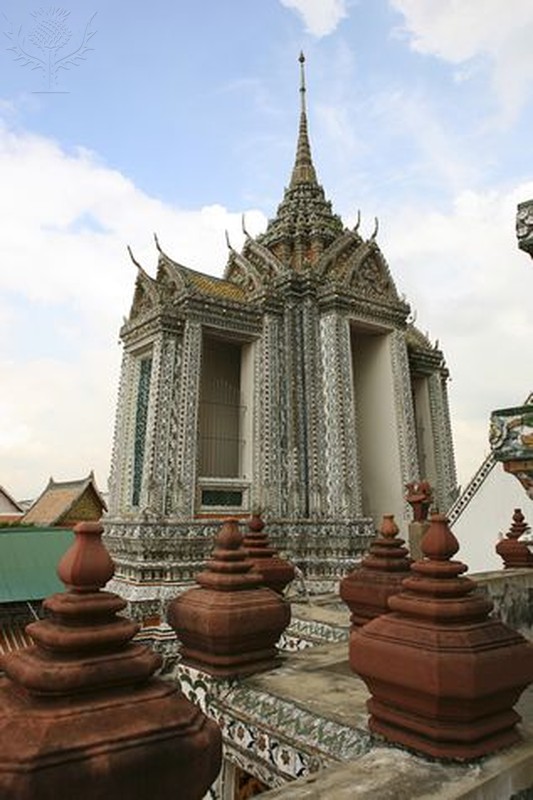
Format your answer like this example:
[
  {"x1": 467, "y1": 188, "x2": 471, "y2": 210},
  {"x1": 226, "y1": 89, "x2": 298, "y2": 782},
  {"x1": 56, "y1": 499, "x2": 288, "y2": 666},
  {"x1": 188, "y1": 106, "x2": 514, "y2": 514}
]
[{"x1": 177, "y1": 662, "x2": 373, "y2": 790}]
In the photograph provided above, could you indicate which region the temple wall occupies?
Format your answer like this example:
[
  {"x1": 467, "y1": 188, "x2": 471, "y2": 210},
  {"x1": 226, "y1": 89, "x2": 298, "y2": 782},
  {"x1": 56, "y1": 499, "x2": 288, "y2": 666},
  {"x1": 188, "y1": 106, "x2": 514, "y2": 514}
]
[{"x1": 351, "y1": 329, "x2": 407, "y2": 523}]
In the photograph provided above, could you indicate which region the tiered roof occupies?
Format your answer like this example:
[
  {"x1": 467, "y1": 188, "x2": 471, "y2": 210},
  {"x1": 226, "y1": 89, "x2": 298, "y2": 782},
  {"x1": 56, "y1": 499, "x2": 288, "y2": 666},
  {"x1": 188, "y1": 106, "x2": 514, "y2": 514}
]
[
  {"x1": 256, "y1": 53, "x2": 344, "y2": 267},
  {"x1": 124, "y1": 54, "x2": 440, "y2": 357}
]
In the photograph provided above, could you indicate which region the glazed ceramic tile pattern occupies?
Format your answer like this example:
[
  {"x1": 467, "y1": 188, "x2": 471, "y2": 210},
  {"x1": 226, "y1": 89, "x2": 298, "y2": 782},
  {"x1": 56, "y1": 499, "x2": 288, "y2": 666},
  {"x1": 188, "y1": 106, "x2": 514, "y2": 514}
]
[
  {"x1": 104, "y1": 517, "x2": 374, "y2": 634},
  {"x1": 176, "y1": 663, "x2": 373, "y2": 790},
  {"x1": 280, "y1": 617, "x2": 349, "y2": 651}
]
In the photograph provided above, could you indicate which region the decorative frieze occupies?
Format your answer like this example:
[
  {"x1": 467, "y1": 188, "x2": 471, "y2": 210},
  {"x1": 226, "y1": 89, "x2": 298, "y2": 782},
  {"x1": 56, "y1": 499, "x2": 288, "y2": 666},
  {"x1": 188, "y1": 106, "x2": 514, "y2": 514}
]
[
  {"x1": 319, "y1": 312, "x2": 361, "y2": 517},
  {"x1": 427, "y1": 371, "x2": 458, "y2": 511},
  {"x1": 390, "y1": 328, "x2": 420, "y2": 514},
  {"x1": 174, "y1": 319, "x2": 202, "y2": 517}
]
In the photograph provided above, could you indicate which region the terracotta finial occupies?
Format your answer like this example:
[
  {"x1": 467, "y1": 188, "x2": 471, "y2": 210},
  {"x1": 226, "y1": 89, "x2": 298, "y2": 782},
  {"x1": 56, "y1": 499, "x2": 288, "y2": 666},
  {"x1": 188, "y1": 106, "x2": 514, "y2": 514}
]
[
  {"x1": 496, "y1": 508, "x2": 533, "y2": 569},
  {"x1": 57, "y1": 520, "x2": 114, "y2": 592},
  {"x1": 168, "y1": 518, "x2": 291, "y2": 678},
  {"x1": 340, "y1": 514, "x2": 411, "y2": 631},
  {"x1": 0, "y1": 522, "x2": 222, "y2": 799},
  {"x1": 351, "y1": 513, "x2": 533, "y2": 760},
  {"x1": 243, "y1": 513, "x2": 295, "y2": 594},
  {"x1": 380, "y1": 514, "x2": 399, "y2": 540},
  {"x1": 507, "y1": 508, "x2": 529, "y2": 539},
  {"x1": 420, "y1": 512, "x2": 460, "y2": 562},
  {"x1": 215, "y1": 517, "x2": 243, "y2": 550},
  {"x1": 197, "y1": 518, "x2": 262, "y2": 592}
]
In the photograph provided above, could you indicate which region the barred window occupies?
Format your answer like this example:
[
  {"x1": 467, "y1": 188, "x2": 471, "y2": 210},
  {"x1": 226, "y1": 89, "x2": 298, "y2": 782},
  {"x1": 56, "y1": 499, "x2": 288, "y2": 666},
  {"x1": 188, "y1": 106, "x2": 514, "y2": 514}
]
[{"x1": 198, "y1": 339, "x2": 245, "y2": 478}]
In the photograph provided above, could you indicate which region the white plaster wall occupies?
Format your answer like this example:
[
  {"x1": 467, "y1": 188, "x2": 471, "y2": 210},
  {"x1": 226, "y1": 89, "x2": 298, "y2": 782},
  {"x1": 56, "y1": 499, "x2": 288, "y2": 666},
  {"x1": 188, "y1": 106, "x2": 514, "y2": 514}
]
[
  {"x1": 351, "y1": 331, "x2": 405, "y2": 525},
  {"x1": 413, "y1": 376, "x2": 438, "y2": 489},
  {"x1": 451, "y1": 463, "x2": 529, "y2": 574}
]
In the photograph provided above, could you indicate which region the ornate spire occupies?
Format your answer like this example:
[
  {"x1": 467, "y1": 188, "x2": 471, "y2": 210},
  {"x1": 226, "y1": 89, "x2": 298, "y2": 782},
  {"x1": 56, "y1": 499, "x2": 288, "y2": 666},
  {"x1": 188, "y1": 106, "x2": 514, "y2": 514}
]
[
  {"x1": 256, "y1": 53, "x2": 344, "y2": 270},
  {"x1": 289, "y1": 52, "x2": 318, "y2": 188}
]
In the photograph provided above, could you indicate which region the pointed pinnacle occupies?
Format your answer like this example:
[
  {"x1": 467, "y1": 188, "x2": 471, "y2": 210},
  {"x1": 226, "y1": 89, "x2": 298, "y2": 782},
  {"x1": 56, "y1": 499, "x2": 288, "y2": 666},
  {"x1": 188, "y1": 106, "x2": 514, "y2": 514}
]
[
  {"x1": 290, "y1": 52, "x2": 318, "y2": 188},
  {"x1": 299, "y1": 51, "x2": 306, "y2": 113}
]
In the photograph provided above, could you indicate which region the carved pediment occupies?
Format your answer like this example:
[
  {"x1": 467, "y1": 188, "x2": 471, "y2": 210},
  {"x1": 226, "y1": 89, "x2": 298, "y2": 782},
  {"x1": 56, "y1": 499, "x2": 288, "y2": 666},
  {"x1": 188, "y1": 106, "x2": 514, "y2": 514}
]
[
  {"x1": 316, "y1": 230, "x2": 363, "y2": 280},
  {"x1": 242, "y1": 237, "x2": 289, "y2": 281},
  {"x1": 156, "y1": 256, "x2": 190, "y2": 302},
  {"x1": 343, "y1": 242, "x2": 400, "y2": 303},
  {"x1": 129, "y1": 270, "x2": 159, "y2": 320},
  {"x1": 225, "y1": 250, "x2": 263, "y2": 295}
]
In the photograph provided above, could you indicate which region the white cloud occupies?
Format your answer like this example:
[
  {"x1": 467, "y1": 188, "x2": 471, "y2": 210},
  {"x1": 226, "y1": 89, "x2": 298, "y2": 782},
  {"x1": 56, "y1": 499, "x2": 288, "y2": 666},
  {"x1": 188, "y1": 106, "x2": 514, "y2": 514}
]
[
  {"x1": 279, "y1": 0, "x2": 349, "y2": 37},
  {"x1": 381, "y1": 180, "x2": 533, "y2": 486},
  {"x1": 0, "y1": 121, "x2": 267, "y2": 500},
  {"x1": 390, "y1": 0, "x2": 533, "y2": 121}
]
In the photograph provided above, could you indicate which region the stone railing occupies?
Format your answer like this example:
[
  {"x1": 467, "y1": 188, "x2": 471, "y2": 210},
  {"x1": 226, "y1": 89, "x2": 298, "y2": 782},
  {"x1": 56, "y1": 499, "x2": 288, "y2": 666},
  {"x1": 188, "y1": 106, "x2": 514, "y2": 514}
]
[{"x1": 473, "y1": 568, "x2": 533, "y2": 638}]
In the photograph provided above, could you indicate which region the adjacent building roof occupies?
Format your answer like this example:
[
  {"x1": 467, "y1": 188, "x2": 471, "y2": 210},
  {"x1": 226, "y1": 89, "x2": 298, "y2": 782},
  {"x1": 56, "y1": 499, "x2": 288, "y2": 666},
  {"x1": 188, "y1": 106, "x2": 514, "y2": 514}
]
[
  {"x1": 22, "y1": 472, "x2": 107, "y2": 527},
  {"x1": 0, "y1": 527, "x2": 73, "y2": 602},
  {"x1": 0, "y1": 485, "x2": 24, "y2": 515}
]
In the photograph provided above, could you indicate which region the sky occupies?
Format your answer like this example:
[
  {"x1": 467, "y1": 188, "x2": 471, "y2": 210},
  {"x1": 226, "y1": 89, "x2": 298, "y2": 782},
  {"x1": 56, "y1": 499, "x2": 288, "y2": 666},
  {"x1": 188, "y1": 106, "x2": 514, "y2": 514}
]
[{"x1": 1, "y1": 0, "x2": 533, "y2": 501}]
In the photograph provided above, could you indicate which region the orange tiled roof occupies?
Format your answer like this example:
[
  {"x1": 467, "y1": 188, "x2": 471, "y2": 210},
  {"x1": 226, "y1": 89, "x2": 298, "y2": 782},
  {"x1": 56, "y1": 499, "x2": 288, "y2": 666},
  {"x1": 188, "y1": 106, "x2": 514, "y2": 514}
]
[
  {"x1": 159, "y1": 253, "x2": 248, "y2": 303},
  {"x1": 186, "y1": 270, "x2": 247, "y2": 302}
]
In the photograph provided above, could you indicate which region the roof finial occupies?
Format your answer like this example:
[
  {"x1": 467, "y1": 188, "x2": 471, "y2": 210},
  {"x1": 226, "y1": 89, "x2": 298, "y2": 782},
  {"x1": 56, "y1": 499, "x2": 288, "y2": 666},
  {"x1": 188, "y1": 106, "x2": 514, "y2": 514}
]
[
  {"x1": 290, "y1": 52, "x2": 318, "y2": 188},
  {"x1": 299, "y1": 51, "x2": 306, "y2": 114}
]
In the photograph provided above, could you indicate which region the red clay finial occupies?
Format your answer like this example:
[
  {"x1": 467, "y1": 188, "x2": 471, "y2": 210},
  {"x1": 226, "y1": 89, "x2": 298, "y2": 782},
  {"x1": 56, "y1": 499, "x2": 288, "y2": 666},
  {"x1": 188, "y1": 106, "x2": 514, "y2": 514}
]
[
  {"x1": 57, "y1": 520, "x2": 115, "y2": 592},
  {"x1": 168, "y1": 518, "x2": 291, "y2": 677},
  {"x1": 351, "y1": 513, "x2": 533, "y2": 760},
  {"x1": 0, "y1": 520, "x2": 222, "y2": 799},
  {"x1": 420, "y1": 511, "x2": 460, "y2": 562},
  {"x1": 216, "y1": 517, "x2": 243, "y2": 550},
  {"x1": 340, "y1": 514, "x2": 411, "y2": 631},
  {"x1": 243, "y1": 513, "x2": 295, "y2": 594},
  {"x1": 496, "y1": 508, "x2": 533, "y2": 568}
]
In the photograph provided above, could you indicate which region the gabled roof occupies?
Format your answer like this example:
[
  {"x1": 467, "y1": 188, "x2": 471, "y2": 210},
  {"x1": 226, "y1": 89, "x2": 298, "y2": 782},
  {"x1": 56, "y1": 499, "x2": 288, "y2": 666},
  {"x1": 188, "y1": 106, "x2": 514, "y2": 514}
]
[
  {"x1": 22, "y1": 472, "x2": 107, "y2": 527},
  {"x1": 159, "y1": 256, "x2": 247, "y2": 303},
  {"x1": 0, "y1": 526, "x2": 73, "y2": 602},
  {"x1": 0, "y1": 485, "x2": 24, "y2": 514}
]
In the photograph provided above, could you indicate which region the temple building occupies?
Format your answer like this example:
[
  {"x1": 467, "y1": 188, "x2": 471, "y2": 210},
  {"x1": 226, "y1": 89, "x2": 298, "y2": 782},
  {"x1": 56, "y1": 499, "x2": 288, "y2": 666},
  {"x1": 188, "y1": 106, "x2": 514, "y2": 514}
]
[{"x1": 105, "y1": 55, "x2": 457, "y2": 626}]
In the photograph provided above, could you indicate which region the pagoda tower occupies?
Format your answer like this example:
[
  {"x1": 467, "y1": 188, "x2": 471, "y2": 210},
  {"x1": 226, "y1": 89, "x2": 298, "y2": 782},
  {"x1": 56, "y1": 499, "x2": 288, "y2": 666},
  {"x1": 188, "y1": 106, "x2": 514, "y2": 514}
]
[{"x1": 105, "y1": 55, "x2": 457, "y2": 629}]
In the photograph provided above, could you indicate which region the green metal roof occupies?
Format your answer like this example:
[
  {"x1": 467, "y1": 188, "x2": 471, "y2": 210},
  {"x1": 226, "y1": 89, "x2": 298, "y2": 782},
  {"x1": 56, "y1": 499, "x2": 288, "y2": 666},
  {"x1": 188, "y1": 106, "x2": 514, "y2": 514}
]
[{"x1": 0, "y1": 527, "x2": 74, "y2": 602}]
